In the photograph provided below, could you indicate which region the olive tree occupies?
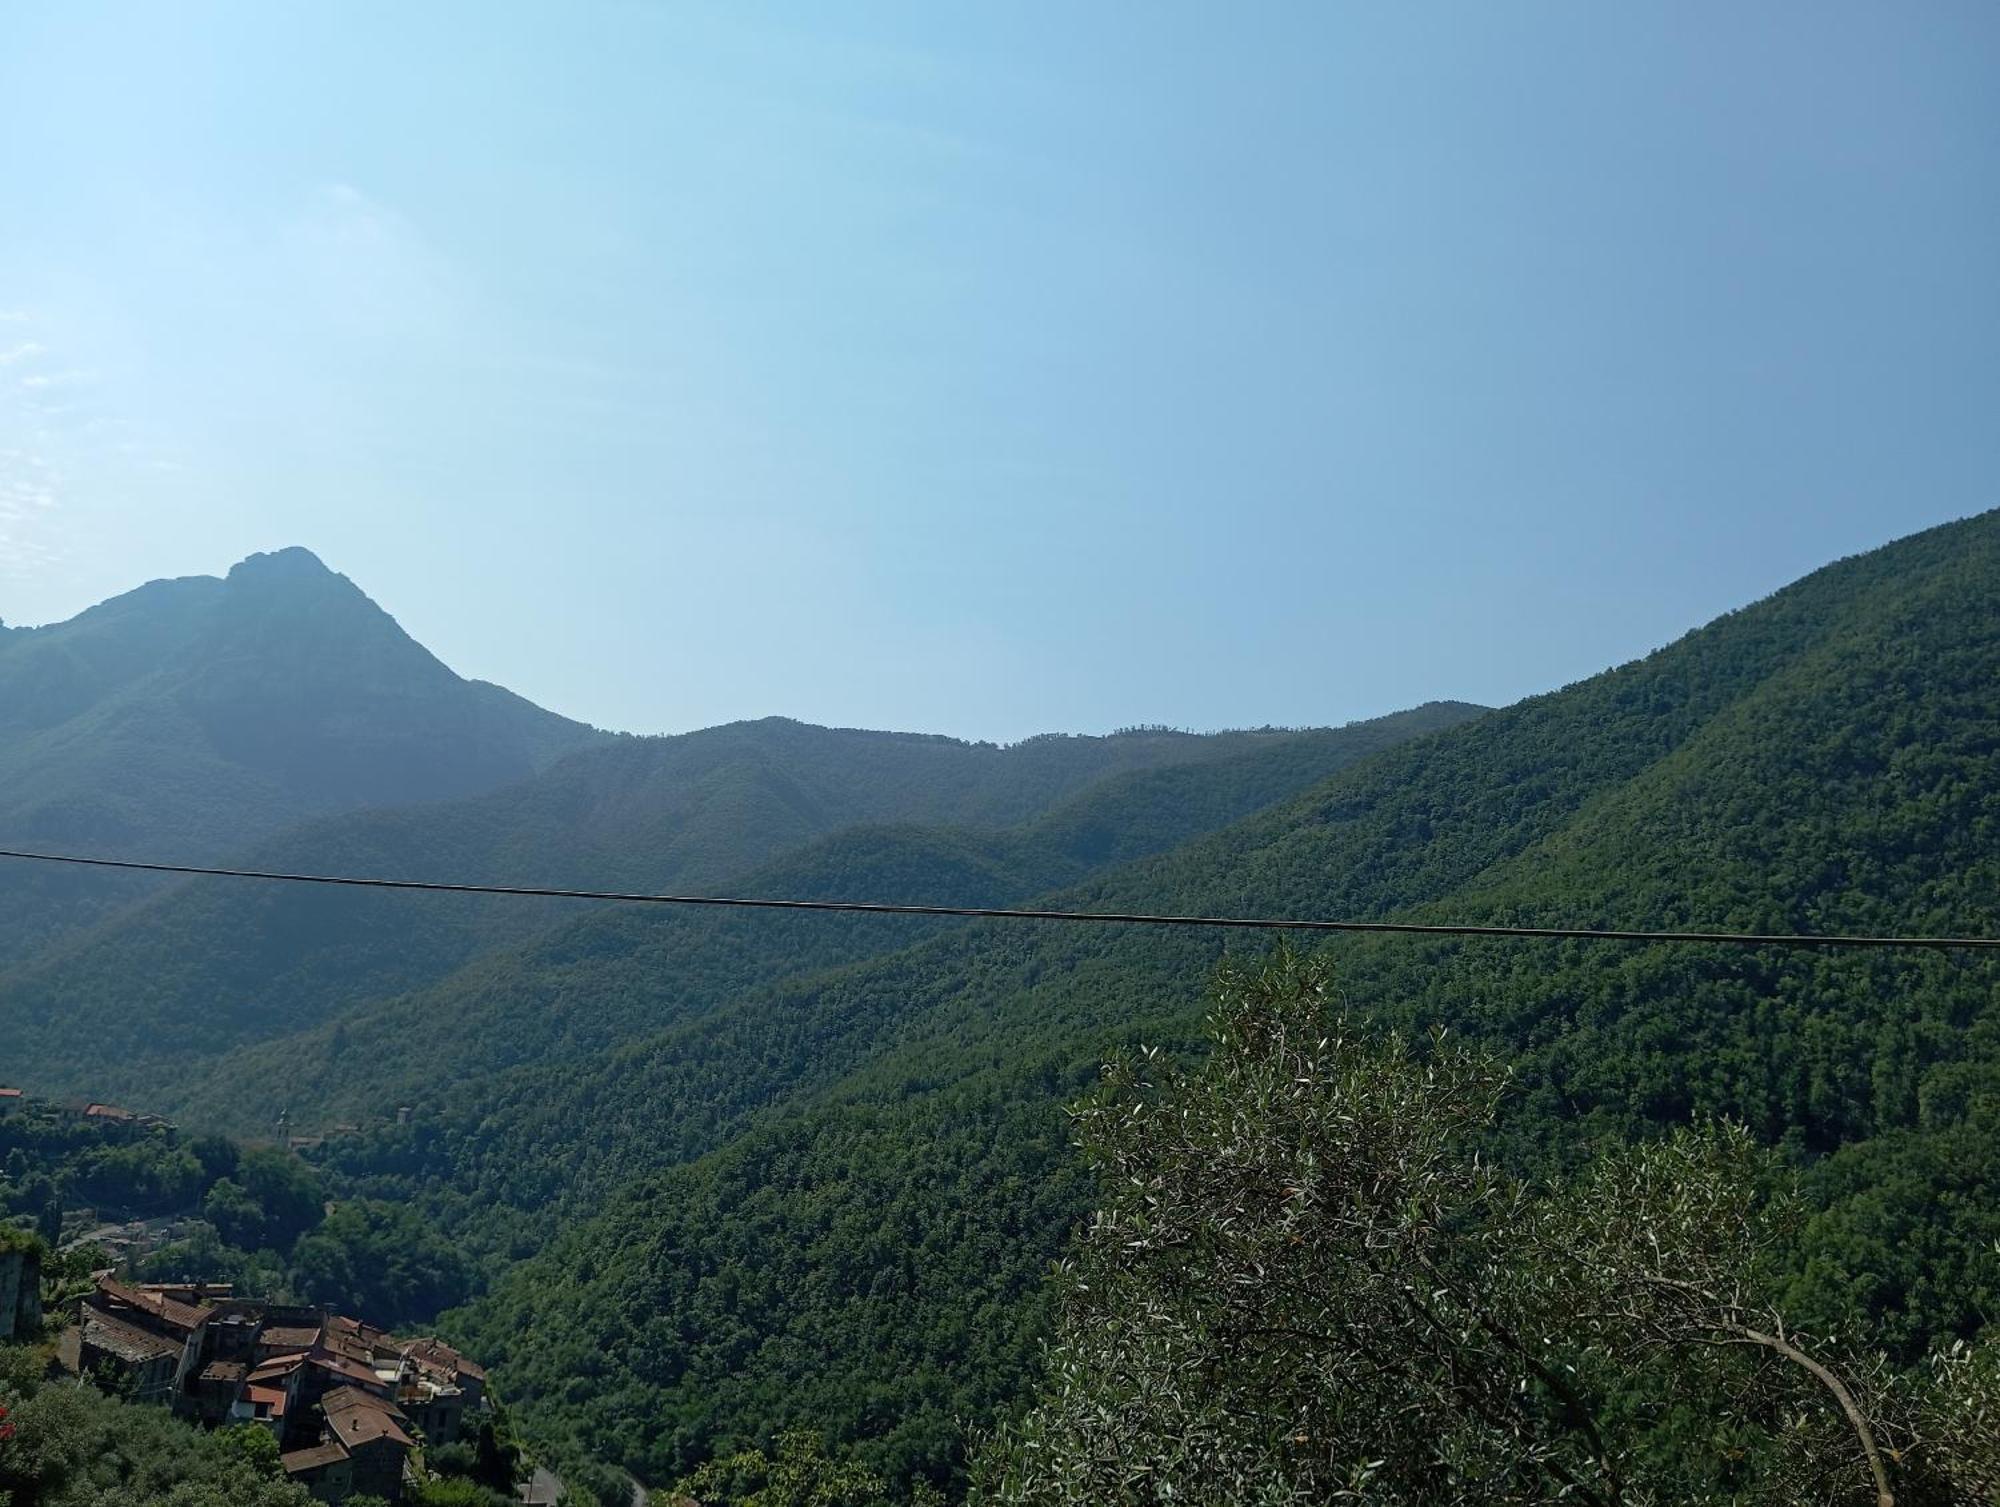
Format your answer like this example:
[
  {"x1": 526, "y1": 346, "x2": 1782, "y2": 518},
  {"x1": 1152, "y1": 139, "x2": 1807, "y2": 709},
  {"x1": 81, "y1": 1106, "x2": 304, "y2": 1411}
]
[{"x1": 975, "y1": 952, "x2": 1981, "y2": 1507}]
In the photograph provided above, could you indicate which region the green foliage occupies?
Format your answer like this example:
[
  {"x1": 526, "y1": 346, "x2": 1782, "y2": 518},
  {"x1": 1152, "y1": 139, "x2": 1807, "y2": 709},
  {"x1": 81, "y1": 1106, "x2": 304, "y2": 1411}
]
[
  {"x1": 230, "y1": 1148, "x2": 323, "y2": 1251},
  {"x1": 12, "y1": 513, "x2": 2000, "y2": 1497},
  {"x1": 422, "y1": 511, "x2": 2000, "y2": 1492},
  {"x1": 199, "y1": 1178, "x2": 265, "y2": 1249},
  {"x1": 0, "y1": 1102, "x2": 194, "y2": 1244},
  {"x1": 674, "y1": 1430, "x2": 891, "y2": 1507},
  {"x1": 0, "y1": 1099, "x2": 467, "y2": 1329},
  {"x1": 0, "y1": 676, "x2": 1459, "y2": 1116},
  {"x1": 130, "y1": 706, "x2": 1474, "y2": 1136},
  {"x1": 976, "y1": 956, "x2": 1975, "y2": 1506},
  {"x1": 32, "y1": 1247, "x2": 99, "y2": 1319},
  {"x1": 446, "y1": 1086, "x2": 1083, "y2": 1491},
  {"x1": 1914, "y1": 1338, "x2": 2000, "y2": 1497},
  {"x1": 407, "y1": 1479, "x2": 512, "y2": 1507},
  {"x1": 0, "y1": 546, "x2": 603, "y2": 969},
  {"x1": 213, "y1": 1422, "x2": 282, "y2": 1478},
  {"x1": 125, "y1": 1222, "x2": 290, "y2": 1297},
  {"x1": 0, "y1": 1342, "x2": 311, "y2": 1506},
  {"x1": 289, "y1": 1199, "x2": 471, "y2": 1326}
]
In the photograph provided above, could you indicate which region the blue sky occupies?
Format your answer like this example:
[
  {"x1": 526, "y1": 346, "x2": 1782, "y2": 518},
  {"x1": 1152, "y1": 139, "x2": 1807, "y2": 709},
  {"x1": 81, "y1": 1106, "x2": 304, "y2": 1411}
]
[{"x1": 1, "y1": 3, "x2": 1994, "y2": 740}]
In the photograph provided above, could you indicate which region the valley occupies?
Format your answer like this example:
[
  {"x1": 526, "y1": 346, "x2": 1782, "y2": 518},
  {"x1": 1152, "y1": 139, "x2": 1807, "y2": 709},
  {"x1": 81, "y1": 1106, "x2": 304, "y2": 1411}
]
[{"x1": 4, "y1": 517, "x2": 1998, "y2": 1502}]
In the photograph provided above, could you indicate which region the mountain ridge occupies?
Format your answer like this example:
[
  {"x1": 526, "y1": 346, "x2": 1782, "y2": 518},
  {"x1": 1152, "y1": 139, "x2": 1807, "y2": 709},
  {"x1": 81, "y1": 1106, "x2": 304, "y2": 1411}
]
[
  {"x1": 365, "y1": 509, "x2": 2000, "y2": 1490},
  {"x1": 0, "y1": 702, "x2": 1484, "y2": 1109}
]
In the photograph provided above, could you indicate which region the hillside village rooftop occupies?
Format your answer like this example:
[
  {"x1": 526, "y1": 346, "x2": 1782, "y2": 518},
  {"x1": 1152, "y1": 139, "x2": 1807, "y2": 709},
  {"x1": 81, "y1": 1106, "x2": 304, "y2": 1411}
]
[{"x1": 72, "y1": 1275, "x2": 489, "y2": 1505}]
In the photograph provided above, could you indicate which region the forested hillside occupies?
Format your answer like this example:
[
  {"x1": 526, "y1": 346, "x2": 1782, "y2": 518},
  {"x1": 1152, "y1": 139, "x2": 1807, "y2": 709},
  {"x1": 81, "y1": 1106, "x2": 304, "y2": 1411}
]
[
  {"x1": 9, "y1": 515, "x2": 1999, "y2": 1501},
  {"x1": 331, "y1": 511, "x2": 2000, "y2": 1494},
  {"x1": 0, "y1": 547, "x2": 604, "y2": 963},
  {"x1": 148, "y1": 702, "x2": 1478, "y2": 1132},
  {"x1": 0, "y1": 703, "x2": 1479, "y2": 1107}
]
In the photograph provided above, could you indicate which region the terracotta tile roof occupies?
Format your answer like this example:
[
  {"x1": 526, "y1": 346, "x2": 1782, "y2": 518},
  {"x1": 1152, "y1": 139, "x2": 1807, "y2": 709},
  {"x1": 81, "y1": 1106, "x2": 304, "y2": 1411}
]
[
  {"x1": 307, "y1": 1347, "x2": 384, "y2": 1389},
  {"x1": 404, "y1": 1336, "x2": 486, "y2": 1382},
  {"x1": 244, "y1": 1383, "x2": 289, "y2": 1417},
  {"x1": 248, "y1": 1354, "x2": 305, "y2": 1383},
  {"x1": 323, "y1": 1387, "x2": 415, "y2": 1450},
  {"x1": 198, "y1": 1360, "x2": 247, "y2": 1383},
  {"x1": 95, "y1": 1276, "x2": 211, "y2": 1330},
  {"x1": 0, "y1": 1088, "x2": 21, "y2": 1098},
  {"x1": 281, "y1": 1441, "x2": 349, "y2": 1474},
  {"x1": 322, "y1": 1329, "x2": 375, "y2": 1363},
  {"x1": 81, "y1": 1309, "x2": 180, "y2": 1364},
  {"x1": 140, "y1": 1281, "x2": 236, "y2": 1303},
  {"x1": 259, "y1": 1323, "x2": 323, "y2": 1350},
  {"x1": 326, "y1": 1314, "x2": 400, "y2": 1357},
  {"x1": 83, "y1": 1103, "x2": 135, "y2": 1121},
  {"x1": 320, "y1": 1385, "x2": 407, "y2": 1420}
]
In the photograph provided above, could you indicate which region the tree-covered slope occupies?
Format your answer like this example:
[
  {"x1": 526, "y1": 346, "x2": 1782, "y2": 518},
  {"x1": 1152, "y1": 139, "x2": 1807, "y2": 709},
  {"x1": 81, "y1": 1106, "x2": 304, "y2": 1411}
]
[
  {"x1": 0, "y1": 688, "x2": 1476, "y2": 1105},
  {"x1": 139, "y1": 702, "x2": 1481, "y2": 1133},
  {"x1": 0, "y1": 547, "x2": 605, "y2": 962},
  {"x1": 410, "y1": 511, "x2": 2000, "y2": 1491}
]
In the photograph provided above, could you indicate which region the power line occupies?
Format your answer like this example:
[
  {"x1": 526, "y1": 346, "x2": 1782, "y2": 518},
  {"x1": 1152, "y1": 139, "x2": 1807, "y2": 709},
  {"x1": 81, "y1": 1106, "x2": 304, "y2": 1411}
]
[{"x1": 1, "y1": 846, "x2": 1994, "y2": 952}]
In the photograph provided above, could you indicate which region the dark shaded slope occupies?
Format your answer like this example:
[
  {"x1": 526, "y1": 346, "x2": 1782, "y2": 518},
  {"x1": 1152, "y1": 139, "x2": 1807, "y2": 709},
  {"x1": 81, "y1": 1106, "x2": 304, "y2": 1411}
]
[
  {"x1": 417, "y1": 512, "x2": 2000, "y2": 1488},
  {"x1": 1, "y1": 709, "x2": 1480, "y2": 1101},
  {"x1": 155, "y1": 702, "x2": 1481, "y2": 1132},
  {"x1": 0, "y1": 547, "x2": 604, "y2": 960},
  {"x1": 342, "y1": 513, "x2": 1982, "y2": 1225}
]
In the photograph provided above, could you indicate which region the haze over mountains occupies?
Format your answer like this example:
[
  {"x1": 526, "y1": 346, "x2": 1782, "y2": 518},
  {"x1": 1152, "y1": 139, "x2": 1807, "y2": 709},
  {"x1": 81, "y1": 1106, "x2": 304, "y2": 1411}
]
[
  {"x1": 319, "y1": 508, "x2": 2000, "y2": 1490},
  {"x1": 0, "y1": 547, "x2": 1480, "y2": 1105},
  {"x1": 0, "y1": 547, "x2": 606, "y2": 961},
  {"x1": 5, "y1": 516, "x2": 1998, "y2": 1496}
]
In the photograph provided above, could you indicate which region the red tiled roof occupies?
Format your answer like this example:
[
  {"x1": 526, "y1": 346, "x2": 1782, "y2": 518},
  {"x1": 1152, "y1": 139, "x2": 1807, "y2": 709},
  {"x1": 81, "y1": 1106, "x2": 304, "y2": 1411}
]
[
  {"x1": 260, "y1": 1323, "x2": 323, "y2": 1350},
  {"x1": 244, "y1": 1383, "x2": 289, "y2": 1417},
  {"x1": 81, "y1": 1309, "x2": 181, "y2": 1364},
  {"x1": 307, "y1": 1347, "x2": 383, "y2": 1388},
  {"x1": 322, "y1": 1330, "x2": 376, "y2": 1364},
  {"x1": 281, "y1": 1441, "x2": 349, "y2": 1474},
  {"x1": 323, "y1": 1388, "x2": 415, "y2": 1450},
  {"x1": 405, "y1": 1336, "x2": 486, "y2": 1382},
  {"x1": 0, "y1": 1088, "x2": 21, "y2": 1098},
  {"x1": 94, "y1": 1276, "x2": 211, "y2": 1330},
  {"x1": 320, "y1": 1385, "x2": 406, "y2": 1419},
  {"x1": 83, "y1": 1103, "x2": 135, "y2": 1121},
  {"x1": 198, "y1": 1360, "x2": 247, "y2": 1383},
  {"x1": 248, "y1": 1354, "x2": 305, "y2": 1383},
  {"x1": 326, "y1": 1314, "x2": 400, "y2": 1354}
]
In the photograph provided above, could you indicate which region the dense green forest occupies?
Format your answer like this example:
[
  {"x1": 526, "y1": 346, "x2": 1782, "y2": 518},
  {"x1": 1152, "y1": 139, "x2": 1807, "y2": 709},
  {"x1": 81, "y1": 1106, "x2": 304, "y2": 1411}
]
[
  {"x1": 153, "y1": 702, "x2": 1477, "y2": 1133},
  {"x1": 384, "y1": 512, "x2": 2000, "y2": 1493},
  {"x1": 0, "y1": 1336, "x2": 312, "y2": 1507},
  {"x1": 0, "y1": 546, "x2": 603, "y2": 966},
  {"x1": 0, "y1": 1101, "x2": 466, "y2": 1329},
  {"x1": 0, "y1": 658, "x2": 1471, "y2": 1110},
  {"x1": 974, "y1": 955, "x2": 1998, "y2": 1505},
  {"x1": 6, "y1": 516, "x2": 2000, "y2": 1500}
]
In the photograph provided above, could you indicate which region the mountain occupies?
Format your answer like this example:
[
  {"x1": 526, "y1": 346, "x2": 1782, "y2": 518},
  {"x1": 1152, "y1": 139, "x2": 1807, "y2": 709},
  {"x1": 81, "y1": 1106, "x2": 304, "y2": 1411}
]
[
  {"x1": 20, "y1": 515, "x2": 1997, "y2": 1498},
  {"x1": 309, "y1": 511, "x2": 2000, "y2": 1492},
  {"x1": 0, "y1": 547, "x2": 605, "y2": 960},
  {"x1": 0, "y1": 703, "x2": 1481, "y2": 1115},
  {"x1": 136, "y1": 701, "x2": 1483, "y2": 1132}
]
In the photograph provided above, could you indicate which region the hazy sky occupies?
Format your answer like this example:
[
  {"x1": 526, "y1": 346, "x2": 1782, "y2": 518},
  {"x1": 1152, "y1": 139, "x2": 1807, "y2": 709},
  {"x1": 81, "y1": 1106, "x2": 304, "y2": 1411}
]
[{"x1": 1, "y1": 4, "x2": 1994, "y2": 741}]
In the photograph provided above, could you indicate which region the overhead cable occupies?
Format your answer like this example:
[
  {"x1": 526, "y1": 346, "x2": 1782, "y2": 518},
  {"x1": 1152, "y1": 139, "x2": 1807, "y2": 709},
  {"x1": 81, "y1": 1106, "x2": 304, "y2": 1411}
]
[{"x1": 0, "y1": 846, "x2": 1993, "y2": 952}]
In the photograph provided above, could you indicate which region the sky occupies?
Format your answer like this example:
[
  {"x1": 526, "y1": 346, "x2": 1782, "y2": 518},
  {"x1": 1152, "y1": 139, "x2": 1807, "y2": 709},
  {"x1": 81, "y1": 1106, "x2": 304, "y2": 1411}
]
[{"x1": 0, "y1": 3, "x2": 1995, "y2": 742}]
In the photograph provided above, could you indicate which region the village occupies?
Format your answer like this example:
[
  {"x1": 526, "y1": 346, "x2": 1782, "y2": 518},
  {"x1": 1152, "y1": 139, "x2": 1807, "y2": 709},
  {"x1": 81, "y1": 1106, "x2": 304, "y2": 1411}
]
[
  {"x1": 1, "y1": 1086, "x2": 518, "y2": 1504},
  {"x1": 68, "y1": 1273, "x2": 492, "y2": 1504}
]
